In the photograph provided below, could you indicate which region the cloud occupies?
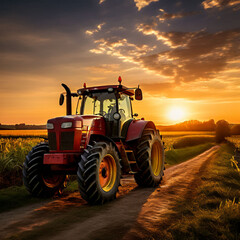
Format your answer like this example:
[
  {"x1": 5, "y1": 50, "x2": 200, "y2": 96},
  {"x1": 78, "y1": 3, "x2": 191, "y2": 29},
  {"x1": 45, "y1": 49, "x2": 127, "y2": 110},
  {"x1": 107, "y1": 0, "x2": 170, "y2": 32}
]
[
  {"x1": 137, "y1": 22, "x2": 201, "y2": 48},
  {"x1": 89, "y1": 25, "x2": 240, "y2": 85},
  {"x1": 89, "y1": 37, "x2": 156, "y2": 62},
  {"x1": 138, "y1": 29, "x2": 240, "y2": 82},
  {"x1": 134, "y1": 0, "x2": 159, "y2": 11},
  {"x1": 85, "y1": 23, "x2": 105, "y2": 36},
  {"x1": 202, "y1": 0, "x2": 240, "y2": 10},
  {"x1": 157, "y1": 9, "x2": 198, "y2": 22}
]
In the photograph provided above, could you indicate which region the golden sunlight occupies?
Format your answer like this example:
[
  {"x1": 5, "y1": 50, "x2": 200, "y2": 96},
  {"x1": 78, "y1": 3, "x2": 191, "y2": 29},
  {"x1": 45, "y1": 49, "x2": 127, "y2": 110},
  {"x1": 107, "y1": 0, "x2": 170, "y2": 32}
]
[{"x1": 167, "y1": 106, "x2": 186, "y2": 122}]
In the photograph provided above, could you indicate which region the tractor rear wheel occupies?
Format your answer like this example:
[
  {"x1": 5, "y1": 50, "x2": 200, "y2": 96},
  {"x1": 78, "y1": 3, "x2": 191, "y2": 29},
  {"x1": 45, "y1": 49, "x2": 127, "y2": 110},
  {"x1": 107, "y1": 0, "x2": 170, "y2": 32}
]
[
  {"x1": 77, "y1": 141, "x2": 121, "y2": 204},
  {"x1": 23, "y1": 142, "x2": 68, "y2": 197},
  {"x1": 134, "y1": 129, "x2": 164, "y2": 187}
]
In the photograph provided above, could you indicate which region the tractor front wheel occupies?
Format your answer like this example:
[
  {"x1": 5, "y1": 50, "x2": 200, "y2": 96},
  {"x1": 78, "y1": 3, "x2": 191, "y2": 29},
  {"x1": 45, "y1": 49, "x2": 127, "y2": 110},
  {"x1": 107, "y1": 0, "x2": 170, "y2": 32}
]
[
  {"x1": 77, "y1": 141, "x2": 121, "y2": 204},
  {"x1": 23, "y1": 142, "x2": 67, "y2": 197}
]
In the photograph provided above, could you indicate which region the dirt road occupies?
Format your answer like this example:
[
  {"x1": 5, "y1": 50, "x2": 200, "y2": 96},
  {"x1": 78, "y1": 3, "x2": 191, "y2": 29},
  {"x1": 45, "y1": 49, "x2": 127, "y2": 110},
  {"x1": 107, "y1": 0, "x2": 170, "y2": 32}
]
[{"x1": 0, "y1": 145, "x2": 219, "y2": 240}]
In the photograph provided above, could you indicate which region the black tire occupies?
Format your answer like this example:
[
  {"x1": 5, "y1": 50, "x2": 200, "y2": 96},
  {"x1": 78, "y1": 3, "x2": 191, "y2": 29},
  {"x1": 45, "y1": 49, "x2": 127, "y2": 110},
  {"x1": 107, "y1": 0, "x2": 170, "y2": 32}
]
[
  {"x1": 23, "y1": 142, "x2": 67, "y2": 197},
  {"x1": 77, "y1": 141, "x2": 121, "y2": 204},
  {"x1": 134, "y1": 128, "x2": 164, "y2": 187}
]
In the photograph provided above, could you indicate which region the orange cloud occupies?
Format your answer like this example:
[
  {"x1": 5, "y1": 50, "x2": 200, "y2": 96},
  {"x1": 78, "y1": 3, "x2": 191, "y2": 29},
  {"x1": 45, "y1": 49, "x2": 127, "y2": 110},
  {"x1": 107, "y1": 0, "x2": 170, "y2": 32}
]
[
  {"x1": 202, "y1": 0, "x2": 240, "y2": 10},
  {"x1": 134, "y1": 0, "x2": 159, "y2": 11},
  {"x1": 157, "y1": 9, "x2": 198, "y2": 22},
  {"x1": 85, "y1": 23, "x2": 105, "y2": 36},
  {"x1": 89, "y1": 37, "x2": 156, "y2": 62},
  {"x1": 136, "y1": 29, "x2": 240, "y2": 82},
  {"x1": 137, "y1": 22, "x2": 201, "y2": 48}
]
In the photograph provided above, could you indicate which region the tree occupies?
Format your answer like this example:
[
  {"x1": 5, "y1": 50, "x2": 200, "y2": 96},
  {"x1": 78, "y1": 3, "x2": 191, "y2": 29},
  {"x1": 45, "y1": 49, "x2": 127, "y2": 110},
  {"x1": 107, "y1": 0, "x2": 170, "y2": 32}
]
[
  {"x1": 231, "y1": 124, "x2": 240, "y2": 135},
  {"x1": 215, "y1": 120, "x2": 231, "y2": 143}
]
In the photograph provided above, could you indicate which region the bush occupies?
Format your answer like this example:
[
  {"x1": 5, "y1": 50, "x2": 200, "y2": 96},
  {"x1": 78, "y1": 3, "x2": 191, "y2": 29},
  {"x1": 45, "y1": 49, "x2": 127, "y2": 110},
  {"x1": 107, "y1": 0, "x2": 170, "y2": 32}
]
[
  {"x1": 231, "y1": 124, "x2": 240, "y2": 135},
  {"x1": 216, "y1": 120, "x2": 231, "y2": 143}
]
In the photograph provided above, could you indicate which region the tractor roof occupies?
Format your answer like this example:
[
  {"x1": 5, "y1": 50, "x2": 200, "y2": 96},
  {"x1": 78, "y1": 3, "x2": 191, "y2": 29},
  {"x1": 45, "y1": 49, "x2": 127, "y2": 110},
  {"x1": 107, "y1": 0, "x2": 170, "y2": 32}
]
[{"x1": 77, "y1": 85, "x2": 134, "y2": 96}]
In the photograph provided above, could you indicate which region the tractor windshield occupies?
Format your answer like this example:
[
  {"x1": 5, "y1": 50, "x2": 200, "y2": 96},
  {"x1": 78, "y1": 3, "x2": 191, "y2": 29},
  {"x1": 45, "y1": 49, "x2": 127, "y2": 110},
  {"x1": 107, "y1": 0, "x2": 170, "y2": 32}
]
[{"x1": 81, "y1": 92, "x2": 117, "y2": 119}]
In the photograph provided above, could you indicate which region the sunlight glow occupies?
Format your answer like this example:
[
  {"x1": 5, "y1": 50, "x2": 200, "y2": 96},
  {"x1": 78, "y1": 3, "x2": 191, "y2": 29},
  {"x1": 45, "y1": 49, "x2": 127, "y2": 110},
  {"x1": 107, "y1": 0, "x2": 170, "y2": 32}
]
[{"x1": 168, "y1": 106, "x2": 186, "y2": 122}]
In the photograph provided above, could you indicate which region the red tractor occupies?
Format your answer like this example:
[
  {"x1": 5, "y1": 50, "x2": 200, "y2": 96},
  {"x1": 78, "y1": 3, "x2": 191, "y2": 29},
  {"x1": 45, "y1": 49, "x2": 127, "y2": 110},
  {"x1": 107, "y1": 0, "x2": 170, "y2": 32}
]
[{"x1": 23, "y1": 77, "x2": 164, "y2": 204}]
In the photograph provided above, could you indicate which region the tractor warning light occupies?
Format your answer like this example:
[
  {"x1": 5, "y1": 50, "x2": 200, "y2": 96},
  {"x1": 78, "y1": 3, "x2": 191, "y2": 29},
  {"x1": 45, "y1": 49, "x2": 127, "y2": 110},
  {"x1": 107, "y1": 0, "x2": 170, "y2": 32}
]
[
  {"x1": 83, "y1": 83, "x2": 86, "y2": 88},
  {"x1": 118, "y1": 76, "x2": 122, "y2": 85}
]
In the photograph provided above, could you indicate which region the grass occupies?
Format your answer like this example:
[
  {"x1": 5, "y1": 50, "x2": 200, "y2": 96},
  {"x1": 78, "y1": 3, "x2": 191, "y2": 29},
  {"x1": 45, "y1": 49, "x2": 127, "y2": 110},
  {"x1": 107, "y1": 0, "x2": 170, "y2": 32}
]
[
  {"x1": 0, "y1": 186, "x2": 45, "y2": 213},
  {"x1": 155, "y1": 143, "x2": 240, "y2": 240},
  {"x1": 165, "y1": 142, "x2": 215, "y2": 166}
]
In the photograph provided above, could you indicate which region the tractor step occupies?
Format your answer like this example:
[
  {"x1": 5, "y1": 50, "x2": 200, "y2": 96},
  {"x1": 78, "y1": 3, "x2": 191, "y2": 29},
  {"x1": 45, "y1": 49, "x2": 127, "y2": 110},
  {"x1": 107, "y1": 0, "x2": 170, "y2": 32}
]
[{"x1": 118, "y1": 141, "x2": 139, "y2": 173}]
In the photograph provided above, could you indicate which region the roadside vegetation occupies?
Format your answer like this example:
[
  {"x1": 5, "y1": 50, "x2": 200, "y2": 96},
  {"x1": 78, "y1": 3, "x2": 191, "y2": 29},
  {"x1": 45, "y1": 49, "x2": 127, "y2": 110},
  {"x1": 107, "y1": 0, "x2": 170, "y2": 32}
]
[{"x1": 154, "y1": 143, "x2": 240, "y2": 240}]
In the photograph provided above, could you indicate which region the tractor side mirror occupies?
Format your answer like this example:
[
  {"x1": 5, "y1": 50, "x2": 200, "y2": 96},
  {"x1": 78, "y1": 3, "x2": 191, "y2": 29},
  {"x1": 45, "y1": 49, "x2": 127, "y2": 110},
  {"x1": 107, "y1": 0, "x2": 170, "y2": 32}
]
[
  {"x1": 59, "y1": 94, "x2": 64, "y2": 105},
  {"x1": 135, "y1": 88, "x2": 142, "y2": 100}
]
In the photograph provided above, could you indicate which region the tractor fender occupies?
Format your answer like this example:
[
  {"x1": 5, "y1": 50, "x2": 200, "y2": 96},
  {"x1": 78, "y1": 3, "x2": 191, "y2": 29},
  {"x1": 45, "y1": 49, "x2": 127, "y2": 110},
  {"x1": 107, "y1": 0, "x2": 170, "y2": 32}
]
[
  {"x1": 125, "y1": 120, "x2": 156, "y2": 142},
  {"x1": 88, "y1": 134, "x2": 121, "y2": 159}
]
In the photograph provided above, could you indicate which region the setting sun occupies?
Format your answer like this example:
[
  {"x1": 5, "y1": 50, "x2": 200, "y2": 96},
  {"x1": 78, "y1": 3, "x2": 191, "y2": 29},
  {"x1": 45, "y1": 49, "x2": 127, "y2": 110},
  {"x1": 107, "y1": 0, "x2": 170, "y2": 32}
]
[{"x1": 168, "y1": 107, "x2": 186, "y2": 122}]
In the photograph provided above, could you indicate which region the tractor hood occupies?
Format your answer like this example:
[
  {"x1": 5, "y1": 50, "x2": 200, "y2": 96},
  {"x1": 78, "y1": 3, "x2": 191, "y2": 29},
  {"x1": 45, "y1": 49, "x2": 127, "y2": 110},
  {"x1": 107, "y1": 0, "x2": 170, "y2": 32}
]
[
  {"x1": 47, "y1": 115, "x2": 105, "y2": 131},
  {"x1": 47, "y1": 115, "x2": 106, "y2": 153}
]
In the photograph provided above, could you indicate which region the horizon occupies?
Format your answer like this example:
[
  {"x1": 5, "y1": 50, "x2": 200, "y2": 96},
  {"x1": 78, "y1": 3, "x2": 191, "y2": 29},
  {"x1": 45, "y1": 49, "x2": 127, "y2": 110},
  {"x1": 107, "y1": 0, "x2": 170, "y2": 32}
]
[
  {"x1": 0, "y1": 0, "x2": 240, "y2": 125},
  {"x1": 0, "y1": 118, "x2": 239, "y2": 127}
]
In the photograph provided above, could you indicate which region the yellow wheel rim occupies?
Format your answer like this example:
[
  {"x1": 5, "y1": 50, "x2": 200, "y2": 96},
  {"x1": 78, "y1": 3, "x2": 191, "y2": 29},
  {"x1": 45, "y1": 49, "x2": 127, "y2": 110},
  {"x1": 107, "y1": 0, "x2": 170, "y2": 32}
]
[
  {"x1": 99, "y1": 154, "x2": 117, "y2": 192},
  {"x1": 151, "y1": 142, "x2": 162, "y2": 176}
]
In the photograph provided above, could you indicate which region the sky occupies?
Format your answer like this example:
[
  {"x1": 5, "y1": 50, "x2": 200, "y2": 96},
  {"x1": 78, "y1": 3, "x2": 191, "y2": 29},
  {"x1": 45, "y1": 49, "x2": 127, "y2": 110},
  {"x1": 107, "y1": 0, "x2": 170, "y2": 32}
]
[{"x1": 0, "y1": 0, "x2": 240, "y2": 125}]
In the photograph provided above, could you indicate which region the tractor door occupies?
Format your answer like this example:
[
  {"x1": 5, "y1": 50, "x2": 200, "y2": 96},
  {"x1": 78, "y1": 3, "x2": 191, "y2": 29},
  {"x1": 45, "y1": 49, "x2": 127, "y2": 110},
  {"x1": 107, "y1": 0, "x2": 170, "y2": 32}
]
[
  {"x1": 81, "y1": 92, "x2": 119, "y2": 138},
  {"x1": 118, "y1": 94, "x2": 133, "y2": 138}
]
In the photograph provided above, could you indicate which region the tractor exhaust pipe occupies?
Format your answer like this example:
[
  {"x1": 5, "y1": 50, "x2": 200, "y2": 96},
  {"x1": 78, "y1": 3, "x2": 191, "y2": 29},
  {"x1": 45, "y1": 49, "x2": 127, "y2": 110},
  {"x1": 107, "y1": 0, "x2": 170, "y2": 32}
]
[{"x1": 61, "y1": 83, "x2": 72, "y2": 115}]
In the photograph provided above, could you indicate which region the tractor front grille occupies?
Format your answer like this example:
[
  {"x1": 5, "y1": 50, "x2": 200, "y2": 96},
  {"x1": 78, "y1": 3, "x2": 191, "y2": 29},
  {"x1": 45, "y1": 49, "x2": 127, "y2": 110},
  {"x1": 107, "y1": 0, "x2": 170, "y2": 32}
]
[
  {"x1": 60, "y1": 131, "x2": 74, "y2": 150},
  {"x1": 48, "y1": 132, "x2": 57, "y2": 150}
]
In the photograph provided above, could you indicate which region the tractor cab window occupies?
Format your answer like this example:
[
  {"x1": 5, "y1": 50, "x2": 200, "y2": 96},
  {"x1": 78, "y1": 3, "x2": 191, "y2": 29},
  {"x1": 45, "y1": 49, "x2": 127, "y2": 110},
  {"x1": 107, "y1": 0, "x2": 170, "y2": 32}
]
[
  {"x1": 82, "y1": 92, "x2": 116, "y2": 119},
  {"x1": 81, "y1": 92, "x2": 118, "y2": 137},
  {"x1": 118, "y1": 94, "x2": 132, "y2": 124},
  {"x1": 83, "y1": 96, "x2": 100, "y2": 115}
]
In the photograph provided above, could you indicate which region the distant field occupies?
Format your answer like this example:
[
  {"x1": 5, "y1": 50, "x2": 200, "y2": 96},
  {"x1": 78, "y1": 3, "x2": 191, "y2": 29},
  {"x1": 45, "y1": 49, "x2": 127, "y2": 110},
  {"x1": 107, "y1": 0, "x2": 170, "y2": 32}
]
[
  {"x1": 161, "y1": 131, "x2": 214, "y2": 136},
  {"x1": 0, "y1": 129, "x2": 47, "y2": 136},
  {"x1": 161, "y1": 131, "x2": 215, "y2": 151},
  {"x1": 0, "y1": 130, "x2": 214, "y2": 137}
]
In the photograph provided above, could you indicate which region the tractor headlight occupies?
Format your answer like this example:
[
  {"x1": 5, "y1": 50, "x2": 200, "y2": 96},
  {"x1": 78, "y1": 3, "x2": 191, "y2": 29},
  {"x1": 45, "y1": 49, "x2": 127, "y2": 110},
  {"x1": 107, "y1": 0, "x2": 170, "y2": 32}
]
[
  {"x1": 46, "y1": 123, "x2": 54, "y2": 129},
  {"x1": 61, "y1": 122, "x2": 73, "y2": 129}
]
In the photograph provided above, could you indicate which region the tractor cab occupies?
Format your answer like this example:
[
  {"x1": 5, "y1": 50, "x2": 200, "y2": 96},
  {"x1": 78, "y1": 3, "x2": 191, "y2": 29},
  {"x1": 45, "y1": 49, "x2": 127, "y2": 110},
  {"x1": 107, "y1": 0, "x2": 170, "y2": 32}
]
[{"x1": 77, "y1": 82, "x2": 136, "y2": 139}]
